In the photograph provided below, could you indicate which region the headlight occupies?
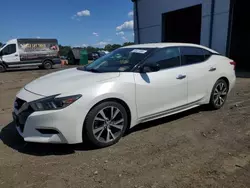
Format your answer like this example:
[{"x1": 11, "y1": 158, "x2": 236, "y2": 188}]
[{"x1": 30, "y1": 94, "x2": 82, "y2": 111}]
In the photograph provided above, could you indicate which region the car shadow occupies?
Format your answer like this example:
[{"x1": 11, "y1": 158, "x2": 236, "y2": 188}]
[
  {"x1": 0, "y1": 106, "x2": 209, "y2": 156},
  {"x1": 0, "y1": 122, "x2": 96, "y2": 156},
  {"x1": 4, "y1": 65, "x2": 78, "y2": 73},
  {"x1": 5, "y1": 67, "x2": 41, "y2": 72},
  {"x1": 5, "y1": 67, "x2": 59, "y2": 73},
  {"x1": 126, "y1": 105, "x2": 208, "y2": 135}
]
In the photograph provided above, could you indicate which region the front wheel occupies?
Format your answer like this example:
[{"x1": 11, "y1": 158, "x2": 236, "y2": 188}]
[
  {"x1": 209, "y1": 79, "x2": 229, "y2": 110},
  {"x1": 84, "y1": 101, "x2": 128, "y2": 148},
  {"x1": 43, "y1": 60, "x2": 53, "y2": 70},
  {"x1": 0, "y1": 64, "x2": 6, "y2": 73}
]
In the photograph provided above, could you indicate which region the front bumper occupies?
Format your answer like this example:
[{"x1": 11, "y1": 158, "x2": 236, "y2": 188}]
[{"x1": 13, "y1": 89, "x2": 86, "y2": 144}]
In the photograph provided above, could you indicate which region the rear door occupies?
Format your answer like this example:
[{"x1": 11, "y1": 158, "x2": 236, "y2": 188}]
[
  {"x1": 1, "y1": 43, "x2": 20, "y2": 64},
  {"x1": 134, "y1": 47, "x2": 188, "y2": 119},
  {"x1": 180, "y1": 47, "x2": 215, "y2": 104}
]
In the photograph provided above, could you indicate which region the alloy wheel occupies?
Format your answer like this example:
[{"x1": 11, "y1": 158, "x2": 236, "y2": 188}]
[
  {"x1": 92, "y1": 106, "x2": 125, "y2": 143},
  {"x1": 213, "y1": 82, "x2": 228, "y2": 107}
]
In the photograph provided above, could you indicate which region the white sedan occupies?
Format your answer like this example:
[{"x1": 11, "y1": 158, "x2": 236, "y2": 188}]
[{"x1": 13, "y1": 43, "x2": 236, "y2": 147}]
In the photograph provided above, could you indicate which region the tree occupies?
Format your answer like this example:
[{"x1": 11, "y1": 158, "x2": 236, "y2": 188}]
[
  {"x1": 85, "y1": 46, "x2": 98, "y2": 53},
  {"x1": 123, "y1": 42, "x2": 134, "y2": 46},
  {"x1": 0, "y1": 42, "x2": 2, "y2": 47},
  {"x1": 104, "y1": 44, "x2": 122, "y2": 52},
  {"x1": 112, "y1": 44, "x2": 122, "y2": 51},
  {"x1": 104, "y1": 44, "x2": 113, "y2": 52},
  {"x1": 58, "y1": 43, "x2": 125, "y2": 56},
  {"x1": 59, "y1": 45, "x2": 71, "y2": 57}
]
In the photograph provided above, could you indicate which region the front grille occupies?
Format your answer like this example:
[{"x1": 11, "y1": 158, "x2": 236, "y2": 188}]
[
  {"x1": 16, "y1": 118, "x2": 25, "y2": 132},
  {"x1": 15, "y1": 106, "x2": 34, "y2": 133},
  {"x1": 15, "y1": 98, "x2": 26, "y2": 110}
]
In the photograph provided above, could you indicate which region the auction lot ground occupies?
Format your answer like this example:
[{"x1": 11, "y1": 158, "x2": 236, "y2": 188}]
[{"x1": 0, "y1": 67, "x2": 250, "y2": 188}]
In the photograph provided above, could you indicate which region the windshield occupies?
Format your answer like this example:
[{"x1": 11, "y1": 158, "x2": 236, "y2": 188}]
[
  {"x1": 0, "y1": 44, "x2": 5, "y2": 48},
  {"x1": 80, "y1": 47, "x2": 155, "y2": 73}
]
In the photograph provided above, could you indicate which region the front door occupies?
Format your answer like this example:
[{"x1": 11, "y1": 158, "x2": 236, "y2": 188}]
[
  {"x1": 134, "y1": 47, "x2": 188, "y2": 120},
  {"x1": 1, "y1": 43, "x2": 20, "y2": 64}
]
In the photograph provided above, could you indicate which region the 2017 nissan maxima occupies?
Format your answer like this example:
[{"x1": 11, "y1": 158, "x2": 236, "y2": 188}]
[{"x1": 13, "y1": 43, "x2": 236, "y2": 148}]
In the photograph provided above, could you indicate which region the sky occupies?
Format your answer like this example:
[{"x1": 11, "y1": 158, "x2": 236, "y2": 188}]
[{"x1": 0, "y1": 0, "x2": 134, "y2": 47}]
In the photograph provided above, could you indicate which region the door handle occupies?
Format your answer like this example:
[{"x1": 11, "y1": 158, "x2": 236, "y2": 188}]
[
  {"x1": 176, "y1": 74, "x2": 186, "y2": 80},
  {"x1": 14, "y1": 54, "x2": 18, "y2": 57},
  {"x1": 209, "y1": 67, "x2": 216, "y2": 71}
]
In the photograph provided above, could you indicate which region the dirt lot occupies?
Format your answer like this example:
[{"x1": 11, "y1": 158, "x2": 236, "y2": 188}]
[{"x1": 0, "y1": 67, "x2": 250, "y2": 188}]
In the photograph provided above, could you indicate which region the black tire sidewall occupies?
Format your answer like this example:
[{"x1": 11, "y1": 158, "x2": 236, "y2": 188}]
[
  {"x1": 0, "y1": 64, "x2": 6, "y2": 73},
  {"x1": 84, "y1": 101, "x2": 128, "y2": 148},
  {"x1": 209, "y1": 79, "x2": 228, "y2": 109},
  {"x1": 43, "y1": 61, "x2": 52, "y2": 69}
]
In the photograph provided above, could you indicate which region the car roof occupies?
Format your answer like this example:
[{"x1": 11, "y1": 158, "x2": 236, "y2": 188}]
[{"x1": 121, "y1": 43, "x2": 219, "y2": 54}]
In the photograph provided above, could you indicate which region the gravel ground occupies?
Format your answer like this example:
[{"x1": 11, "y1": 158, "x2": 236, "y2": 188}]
[{"x1": 0, "y1": 67, "x2": 250, "y2": 188}]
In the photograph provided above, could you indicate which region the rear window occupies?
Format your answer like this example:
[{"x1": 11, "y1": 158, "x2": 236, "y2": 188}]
[
  {"x1": 203, "y1": 49, "x2": 213, "y2": 61},
  {"x1": 180, "y1": 47, "x2": 205, "y2": 65}
]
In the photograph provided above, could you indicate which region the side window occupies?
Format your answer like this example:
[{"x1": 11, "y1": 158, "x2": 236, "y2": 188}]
[
  {"x1": 203, "y1": 49, "x2": 212, "y2": 61},
  {"x1": 144, "y1": 47, "x2": 181, "y2": 70},
  {"x1": 2, "y1": 44, "x2": 16, "y2": 55},
  {"x1": 180, "y1": 47, "x2": 205, "y2": 65},
  {"x1": 10, "y1": 44, "x2": 16, "y2": 54}
]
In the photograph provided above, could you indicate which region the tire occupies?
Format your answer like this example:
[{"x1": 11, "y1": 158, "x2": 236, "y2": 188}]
[
  {"x1": 43, "y1": 60, "x2": 53, "y2": 70},
  {"x1": 84, "y1": 101, "x2": 128, "y2": 148},
  {"x1": 0, "y1": 64, "x2": 6, "y2": 73},
  {"x1": 209, "y1": 79, "x2": 229, "y2": 110}
]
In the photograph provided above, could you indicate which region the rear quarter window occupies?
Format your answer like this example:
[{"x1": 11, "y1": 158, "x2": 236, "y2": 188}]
[
  {"x1": 180, "y1": 47, "x2": 205, "y2": 65},
  {"x1": 203, "y1": 49, "x2": 213, "y2": 61}
]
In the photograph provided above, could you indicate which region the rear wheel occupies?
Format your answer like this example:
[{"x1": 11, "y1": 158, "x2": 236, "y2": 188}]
[
  {"x1": 43, "y1": 60, "x2": 53, "y2": 70},
  {"x1": 209, "y1": 79, "x2": 229, "y2": 110},
  {"x1": 84, "y1": 101, "x2": 128, "y2": 148},
  {"x1": 0, "y1": 64, "x2": 6, "y2": 73}
]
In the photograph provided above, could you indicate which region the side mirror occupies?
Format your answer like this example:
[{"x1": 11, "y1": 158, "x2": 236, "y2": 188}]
[{"x1": 140, "y1": 63, "x2": 160, "y2": 73}]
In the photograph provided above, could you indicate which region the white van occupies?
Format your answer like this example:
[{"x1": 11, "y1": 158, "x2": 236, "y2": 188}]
[{"x1": 0, "y1": 38, "x2": 60, "y2": 72}]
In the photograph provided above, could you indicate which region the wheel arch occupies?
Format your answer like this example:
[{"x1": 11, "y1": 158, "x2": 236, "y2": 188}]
[
  {"x1": 0, "y1": 62, "x2": 7, "y2": 72},
  {"x1": 218, "y1": 76, "x2": 230, "y2": 88},
  {"x1": 0, "y1": 61, "x2": 8, "y2": 68},
  {"x1": 43, "y1": 58, "x2": 53, "y2": 63},
  {"x1": 86, "y1": 98, "x2": 131, "y2": 127}
]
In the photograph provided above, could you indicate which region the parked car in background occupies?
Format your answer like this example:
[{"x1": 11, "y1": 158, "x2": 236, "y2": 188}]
[
  {"x1": 88, "y1": 51, "x2": 109, "y2": 61},
  {"x1": 88, "y1": 52, "x2": 100, "y2": 60},
  {"x1": 97, "y1": 51, "x2": 106, "y2": 57},
  {"x1": 0, "y1": 38, "x2": 60, "y2": 72},
  {"x1": 98, "y1": 50, "x2": 109, "y2": 56},
  {"x1": 13, "y1": 43, "x2": 236, "y2": 148}
]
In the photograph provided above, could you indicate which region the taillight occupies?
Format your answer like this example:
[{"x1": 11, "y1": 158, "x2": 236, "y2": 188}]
[{"x1": 230, "y1": 61, "x2": 236, "y2": 70}]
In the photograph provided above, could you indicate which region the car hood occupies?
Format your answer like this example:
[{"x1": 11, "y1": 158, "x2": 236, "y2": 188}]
[{"x1": 24, "y1": 68, "x2": 120, "y2": 96}]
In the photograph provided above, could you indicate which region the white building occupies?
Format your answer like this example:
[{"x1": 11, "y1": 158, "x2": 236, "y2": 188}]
[{"x1": 132, "y1": 0, "x2": 249, "y2": 70}]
